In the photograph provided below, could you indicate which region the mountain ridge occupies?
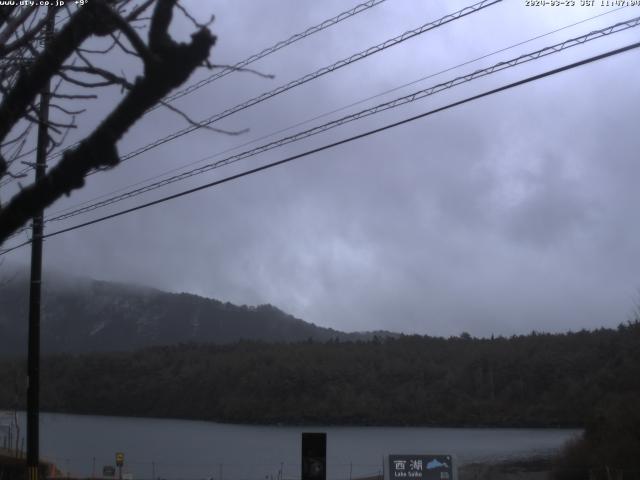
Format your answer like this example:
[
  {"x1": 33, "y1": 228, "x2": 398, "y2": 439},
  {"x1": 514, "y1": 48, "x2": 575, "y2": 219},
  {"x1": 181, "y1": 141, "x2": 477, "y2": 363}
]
[{"x1": 0, "y1": 272, "x2": 396, "y2": 356}]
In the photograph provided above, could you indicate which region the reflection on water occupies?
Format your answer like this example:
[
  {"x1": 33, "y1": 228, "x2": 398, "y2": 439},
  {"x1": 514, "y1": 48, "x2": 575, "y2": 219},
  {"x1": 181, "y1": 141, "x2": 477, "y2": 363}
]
[{"x1": 13, "y1": 412, "x2": 580, "y2": 480}]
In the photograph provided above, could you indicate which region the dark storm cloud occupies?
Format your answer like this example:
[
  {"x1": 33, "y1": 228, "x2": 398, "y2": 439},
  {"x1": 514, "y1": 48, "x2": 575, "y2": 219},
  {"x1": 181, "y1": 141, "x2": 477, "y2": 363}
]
[
  {"x1": 501, "y1": 152, "x2": 595, "y2": 248},
  {"x1": 3, "y1": 0, "x2": 640, "y2": 336}
]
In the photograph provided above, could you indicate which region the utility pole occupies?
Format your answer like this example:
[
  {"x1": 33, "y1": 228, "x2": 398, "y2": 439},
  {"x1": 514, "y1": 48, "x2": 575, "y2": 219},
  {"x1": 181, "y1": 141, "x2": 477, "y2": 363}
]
[{"x1": 26, "y1": 10, "x2": 54, "y2": 480}]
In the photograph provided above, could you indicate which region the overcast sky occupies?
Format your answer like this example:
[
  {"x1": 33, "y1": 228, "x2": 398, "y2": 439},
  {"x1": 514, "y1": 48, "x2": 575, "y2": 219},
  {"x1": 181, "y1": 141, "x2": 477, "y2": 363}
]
[{"x1": 2, "y1": 0, "x2": 640, "y2": 337}]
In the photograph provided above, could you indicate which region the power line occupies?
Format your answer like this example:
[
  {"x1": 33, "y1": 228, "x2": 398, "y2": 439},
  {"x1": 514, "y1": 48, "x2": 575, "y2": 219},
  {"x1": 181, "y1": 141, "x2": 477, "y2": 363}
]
[
  {"x1": 2, "y1": 0, "x2": 505, "y2": 242},
  {"x1": 43, "y1": 6, "x2": 627, "y2": 220},
  {"x1": 2, "y1": 38, "x2": 638, "y2": 255},
  {"x1": 34, "y1": 42, "x2": 640, "y2": 239},
  {"x1": 0, "y1": 0, "x2": 389, "y2": 184},
  {"x1": 113, "y1": 0, "x2": 501, "y2": 165},
  {"x1": 39, "y1": 15, "x2": 640, "y2": 226},
  {"x1": 0, "y1": 237, "x2": 30, "y2": 255},
  {"x1": 0, "y1": 161, "x2": 29, "y2": 188},
  {"x1": 4, "y1": 0, "x2": 502, "y2": 192},
  {"x1": 5, "y1": 12, "x2": 637, "y2": 243},
  {"x1": 158, "y1": 0, "x2": 390, "y2": 107}
]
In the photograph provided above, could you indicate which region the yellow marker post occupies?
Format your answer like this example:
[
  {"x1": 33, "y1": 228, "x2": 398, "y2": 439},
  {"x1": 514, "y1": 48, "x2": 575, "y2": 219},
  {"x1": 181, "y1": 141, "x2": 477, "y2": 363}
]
[
  {"x1": 116, "y1": 452, "x2": 125, "y2": 480},
  {"x1": 28, "y1": 465, "x2": 38, "y2": 480}
]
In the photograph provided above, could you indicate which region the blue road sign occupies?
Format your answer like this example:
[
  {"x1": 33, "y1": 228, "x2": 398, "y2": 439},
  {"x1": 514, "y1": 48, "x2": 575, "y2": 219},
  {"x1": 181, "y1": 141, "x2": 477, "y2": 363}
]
[{"x1": 388, "y1": 455, "x2": 454, "y2": 480}]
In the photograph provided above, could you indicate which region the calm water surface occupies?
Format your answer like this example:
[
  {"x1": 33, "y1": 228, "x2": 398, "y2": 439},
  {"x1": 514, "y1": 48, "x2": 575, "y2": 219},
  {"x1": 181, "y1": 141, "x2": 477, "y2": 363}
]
[{"x1": 13, "y1": 412, "x2": 580, "y2": 480}]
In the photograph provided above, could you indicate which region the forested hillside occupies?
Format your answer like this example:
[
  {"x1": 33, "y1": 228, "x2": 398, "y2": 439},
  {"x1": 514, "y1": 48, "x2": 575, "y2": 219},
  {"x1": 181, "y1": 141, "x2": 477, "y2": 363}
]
[
  {"x1": 0, "y1": 275, "x2": 389, "y2": 355},
  {"x1": 1, "y1": 322, "x2": 638, "y2": 427}
]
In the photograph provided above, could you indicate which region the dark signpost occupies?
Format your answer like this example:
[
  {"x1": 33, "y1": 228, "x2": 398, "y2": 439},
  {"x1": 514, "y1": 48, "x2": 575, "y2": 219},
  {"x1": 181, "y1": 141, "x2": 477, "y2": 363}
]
[
  {"x1": 388, "y1": 455, "x2": 455, "y2": 480},
  {"x1": 301, "y1": 433, "x2": 326, "y2": 480}
]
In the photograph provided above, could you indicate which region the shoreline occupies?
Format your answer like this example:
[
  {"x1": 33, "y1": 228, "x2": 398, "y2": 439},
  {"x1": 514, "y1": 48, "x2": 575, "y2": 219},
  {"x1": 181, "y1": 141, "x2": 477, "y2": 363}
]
[
  {"x1": 1, "y1": 456, "x2": 556, "y2": 480},
  {"x1": 459, "y1": 457, "x2": 554, "y2": 480},
  {"x1": 2, "y1": 408, "x2": 586, "y2": 430}
]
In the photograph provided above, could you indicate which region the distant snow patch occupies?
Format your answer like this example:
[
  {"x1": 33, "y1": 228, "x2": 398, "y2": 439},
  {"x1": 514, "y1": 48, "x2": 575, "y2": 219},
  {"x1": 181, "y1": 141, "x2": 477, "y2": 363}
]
[{"x1": 89, "y1": 321, "x2": 106, "y2": 336}]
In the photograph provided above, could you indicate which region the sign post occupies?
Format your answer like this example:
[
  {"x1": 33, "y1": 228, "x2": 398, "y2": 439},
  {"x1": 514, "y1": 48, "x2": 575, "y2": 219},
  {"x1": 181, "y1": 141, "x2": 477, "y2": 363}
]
[
  {"x1": 116, "y1": 452, "x2": 125, "y2": 480},
  {"x1": 301, "y1": 433, "x2": 326, "y2": 480},
  {"x1": 387, "y1": 455, "x2": 456, "y2": 480}
]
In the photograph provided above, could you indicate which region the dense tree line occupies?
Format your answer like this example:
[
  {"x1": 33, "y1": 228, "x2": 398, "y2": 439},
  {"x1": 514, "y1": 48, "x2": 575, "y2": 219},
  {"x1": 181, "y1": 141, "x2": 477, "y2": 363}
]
[
  {"x1": 552, "y1": 395, "x2": 640, "y2": 479},
  {"x1": 1, "y1": 322, "x2": 639, "y2": 427}
]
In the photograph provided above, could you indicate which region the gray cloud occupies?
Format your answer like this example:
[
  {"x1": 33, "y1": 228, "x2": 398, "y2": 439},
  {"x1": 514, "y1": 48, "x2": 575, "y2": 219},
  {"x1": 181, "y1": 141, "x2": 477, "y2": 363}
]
[{"x1": 3, "y1": 0, "x2": 640, "y2": 337}]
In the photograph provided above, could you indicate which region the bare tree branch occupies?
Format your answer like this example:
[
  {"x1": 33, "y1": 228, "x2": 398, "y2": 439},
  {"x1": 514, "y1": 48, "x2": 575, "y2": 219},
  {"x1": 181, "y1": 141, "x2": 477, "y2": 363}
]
[
  {"x1": 175, "y1": 1, "x2": 215, "y2": 30},
  {"x1": 0, "y1": 2, "x2": 117, "y2": 147},
  {"x1": 0, "y1": 7, "x2": 37, "y2": 47},
  {"x1": 0, "y1": 0, "x2": 216, "y2": 243},
  {"x1": 1, "y1": 9, "x2": 56, "y2": 56},
  {"x1": 210, "y1": 63, "x2": 275, "y2": 80},
  {"x1": 159, "y1": 99, "x2": 248, "y2": 136},
  {"x1": 0, "y1": 6, "x2": 18, "y2": 31},
  {"x1": 125, "y1": 0, "x2": 156, "y2": 22}
]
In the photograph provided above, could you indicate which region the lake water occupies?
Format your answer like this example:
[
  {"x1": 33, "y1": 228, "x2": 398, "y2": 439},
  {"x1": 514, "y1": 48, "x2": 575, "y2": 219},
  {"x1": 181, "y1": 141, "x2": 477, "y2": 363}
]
[{"x1": 9, "y1": 412, "x2": 580, "y2": 480}]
